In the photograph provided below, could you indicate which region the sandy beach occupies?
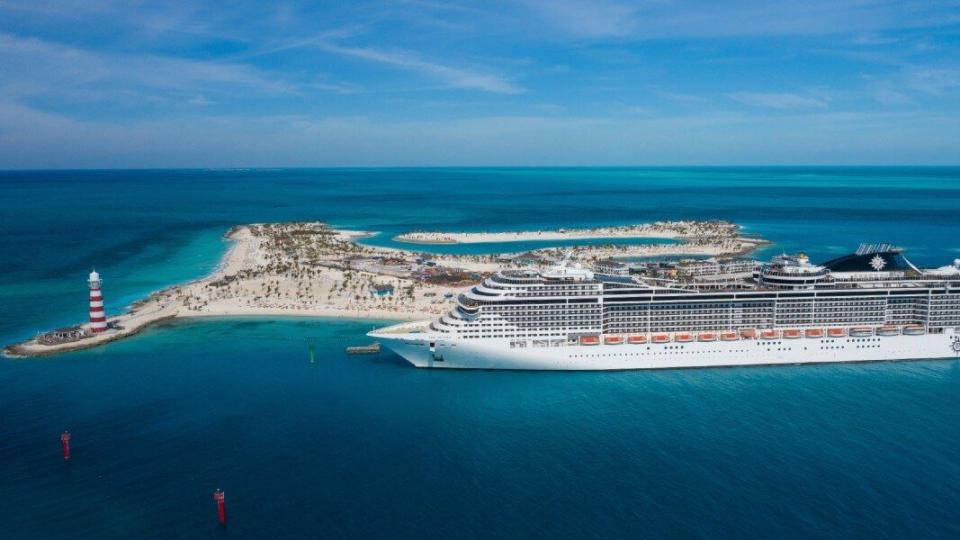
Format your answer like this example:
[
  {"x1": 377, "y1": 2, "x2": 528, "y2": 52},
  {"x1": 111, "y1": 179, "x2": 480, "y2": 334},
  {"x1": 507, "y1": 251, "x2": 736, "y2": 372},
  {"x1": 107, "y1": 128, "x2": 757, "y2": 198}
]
[{"x1": 394, "y1": 220, "x2": 739, "y2": 244}]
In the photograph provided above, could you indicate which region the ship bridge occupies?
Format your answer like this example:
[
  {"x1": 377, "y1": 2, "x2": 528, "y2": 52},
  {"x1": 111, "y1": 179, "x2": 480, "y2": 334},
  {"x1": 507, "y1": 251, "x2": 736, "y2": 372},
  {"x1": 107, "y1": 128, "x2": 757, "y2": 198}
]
[{"x1": 822, "y1": 243, "x2": 916, "y2": 275}]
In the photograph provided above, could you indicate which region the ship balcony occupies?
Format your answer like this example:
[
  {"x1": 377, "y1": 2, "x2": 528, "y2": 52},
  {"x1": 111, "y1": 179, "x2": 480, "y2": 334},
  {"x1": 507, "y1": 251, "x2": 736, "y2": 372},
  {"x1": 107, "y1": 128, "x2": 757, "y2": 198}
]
[{"x1": 457, "y1": 293, "x2": 481, "y2": 309}]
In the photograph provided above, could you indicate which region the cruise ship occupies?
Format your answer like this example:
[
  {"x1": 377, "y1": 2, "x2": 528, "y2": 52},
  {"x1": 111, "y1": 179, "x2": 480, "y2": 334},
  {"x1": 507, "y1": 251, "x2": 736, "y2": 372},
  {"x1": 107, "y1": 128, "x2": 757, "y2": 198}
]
[{"x1": 369, "y1": 244, "x2": 960, "y2": 370}]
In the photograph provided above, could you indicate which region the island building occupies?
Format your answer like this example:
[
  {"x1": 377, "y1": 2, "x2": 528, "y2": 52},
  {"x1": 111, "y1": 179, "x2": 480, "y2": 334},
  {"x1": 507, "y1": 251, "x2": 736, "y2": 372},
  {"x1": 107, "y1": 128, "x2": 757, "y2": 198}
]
[
  {"x1": 37, "y1": 327, "x2": 87, "y2": 346},
  {"x1": 594, "y1": 259, "x2": 630, "y2": 276}
]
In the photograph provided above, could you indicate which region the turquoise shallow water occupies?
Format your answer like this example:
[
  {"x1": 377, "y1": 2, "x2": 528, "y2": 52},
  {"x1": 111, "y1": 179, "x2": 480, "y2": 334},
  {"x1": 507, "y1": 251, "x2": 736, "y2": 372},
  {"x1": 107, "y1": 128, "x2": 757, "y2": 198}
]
[{"x1": 1, "y1": 168, "x2": 959, "y2": 538}]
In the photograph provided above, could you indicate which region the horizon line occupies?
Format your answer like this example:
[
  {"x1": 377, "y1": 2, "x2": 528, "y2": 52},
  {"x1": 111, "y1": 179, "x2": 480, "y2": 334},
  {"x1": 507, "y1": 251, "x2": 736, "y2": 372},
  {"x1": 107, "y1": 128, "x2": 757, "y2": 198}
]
[{"x1": 2, "y1": 164, "x2": 960, "y2": 172}]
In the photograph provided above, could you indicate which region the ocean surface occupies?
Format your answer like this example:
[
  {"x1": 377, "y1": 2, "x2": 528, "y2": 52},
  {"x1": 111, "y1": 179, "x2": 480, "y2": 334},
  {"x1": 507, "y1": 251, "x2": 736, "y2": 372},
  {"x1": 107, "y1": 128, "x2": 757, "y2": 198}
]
[{"x1": 1, "y1": 167, "x2": 958, "y2": 539}]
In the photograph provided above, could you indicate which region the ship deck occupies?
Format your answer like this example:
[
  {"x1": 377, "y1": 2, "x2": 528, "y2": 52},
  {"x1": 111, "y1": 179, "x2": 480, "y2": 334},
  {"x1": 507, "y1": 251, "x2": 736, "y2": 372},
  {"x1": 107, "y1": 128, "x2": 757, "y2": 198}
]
[{"x1": 369, "y1": 320, "x2": 432, "y2": 336}]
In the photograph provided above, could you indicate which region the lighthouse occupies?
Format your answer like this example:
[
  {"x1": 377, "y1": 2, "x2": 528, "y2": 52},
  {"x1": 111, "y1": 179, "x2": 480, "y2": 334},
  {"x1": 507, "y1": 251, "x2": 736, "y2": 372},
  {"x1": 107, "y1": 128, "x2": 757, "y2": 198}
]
[{"x1": 88, "y1": 270, "x2": 107, "y2": 333}]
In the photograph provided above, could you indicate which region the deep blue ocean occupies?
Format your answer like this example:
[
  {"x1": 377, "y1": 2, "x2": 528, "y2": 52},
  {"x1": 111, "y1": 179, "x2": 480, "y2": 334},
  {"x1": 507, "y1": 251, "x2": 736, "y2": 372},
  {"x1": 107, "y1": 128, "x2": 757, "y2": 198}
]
[{"x1": 1, "y1": 168, "x2": 958, "y2": 539}]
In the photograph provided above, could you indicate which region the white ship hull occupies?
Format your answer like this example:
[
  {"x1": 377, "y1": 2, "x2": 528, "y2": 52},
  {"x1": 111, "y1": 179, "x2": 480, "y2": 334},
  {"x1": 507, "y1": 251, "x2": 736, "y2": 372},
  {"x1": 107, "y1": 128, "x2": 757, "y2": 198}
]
[{"x1": 373, "y1": 326, "x2": 960, "y2": 370}]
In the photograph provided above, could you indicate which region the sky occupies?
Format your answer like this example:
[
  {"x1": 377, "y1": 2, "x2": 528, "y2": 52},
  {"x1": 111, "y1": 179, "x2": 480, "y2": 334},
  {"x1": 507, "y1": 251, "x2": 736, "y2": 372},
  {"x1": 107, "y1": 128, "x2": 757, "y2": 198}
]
[{"x1": 1, "y1": 0, "x2": 960, "y2": 168}]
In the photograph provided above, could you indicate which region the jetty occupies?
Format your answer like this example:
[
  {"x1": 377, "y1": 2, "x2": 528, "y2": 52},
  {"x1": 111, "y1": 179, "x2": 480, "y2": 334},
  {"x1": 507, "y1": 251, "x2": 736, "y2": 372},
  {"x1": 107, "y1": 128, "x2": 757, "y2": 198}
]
[{"x1": 346, "y1": 342, "x2": 381, "y2": 355}]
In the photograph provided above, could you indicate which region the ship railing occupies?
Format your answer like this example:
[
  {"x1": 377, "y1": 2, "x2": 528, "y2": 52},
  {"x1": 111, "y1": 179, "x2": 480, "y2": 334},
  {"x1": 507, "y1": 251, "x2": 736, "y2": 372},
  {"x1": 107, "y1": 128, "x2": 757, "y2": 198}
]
[{"x1": 760, "y1": 268, "x2": 829, "y2": 278}]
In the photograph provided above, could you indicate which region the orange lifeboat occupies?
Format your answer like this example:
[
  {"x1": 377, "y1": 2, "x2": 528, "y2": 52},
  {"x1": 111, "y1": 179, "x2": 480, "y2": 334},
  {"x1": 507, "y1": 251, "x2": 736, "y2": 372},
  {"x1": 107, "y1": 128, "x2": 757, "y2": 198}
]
[
  {"x1": 721, "y1": 331, "x2": 739, "y2": 341},
  {"x1": 652, "y1": 334, "x2": 671, "y2": 344},
  {"x1": 740, "y1": 329, "x2": 758, "y2": 339},
  {"x1": 805, "y1": 328, "x2": 824, "y2": 339},
  {"x1": 604, "y1": 335, "x2": 625, "y2": 345},
  {"x1": 628, "y1": 335, "x2": 647, "y2": 345},
  {"x1": 828, "y1": 328, "x2": 847, "y2": 338},
  {"x1": 698, "y1": 332, "x2": 717, "y2": 342},
  {"x1": 675, "y1": 333, "x2": 694, "y2": 343},
  {"x1": 761, "y1": 330, "x2": 780, "y2": 340},
  {"x1": 580, "y1": 336, "x2": 600, "y2": 346},
  {"x1": 783, "y1": 329, "x2": 801, "y2": 339}
]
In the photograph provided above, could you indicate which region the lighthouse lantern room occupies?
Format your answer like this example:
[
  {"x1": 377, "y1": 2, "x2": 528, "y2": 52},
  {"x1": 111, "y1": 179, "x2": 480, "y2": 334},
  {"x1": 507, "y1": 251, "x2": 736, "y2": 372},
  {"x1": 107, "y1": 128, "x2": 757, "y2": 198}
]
[{"x1": 88, "y1": 270, "x2": 107, "y2": 333}]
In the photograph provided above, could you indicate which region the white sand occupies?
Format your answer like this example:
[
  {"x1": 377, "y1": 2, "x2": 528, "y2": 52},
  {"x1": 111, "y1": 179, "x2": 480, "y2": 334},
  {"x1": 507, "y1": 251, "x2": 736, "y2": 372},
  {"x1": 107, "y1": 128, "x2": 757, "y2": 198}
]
[{"x1": 394, "y1": 220, "x2": 739, "y2": 244}]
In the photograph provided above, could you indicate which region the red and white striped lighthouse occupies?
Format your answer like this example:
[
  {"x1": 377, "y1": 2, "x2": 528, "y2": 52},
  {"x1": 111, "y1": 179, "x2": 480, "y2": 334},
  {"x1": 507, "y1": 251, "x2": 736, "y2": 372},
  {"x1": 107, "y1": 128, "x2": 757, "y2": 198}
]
[{"x1": 88, "y1": 269, "x2": 107, "y2": 333}]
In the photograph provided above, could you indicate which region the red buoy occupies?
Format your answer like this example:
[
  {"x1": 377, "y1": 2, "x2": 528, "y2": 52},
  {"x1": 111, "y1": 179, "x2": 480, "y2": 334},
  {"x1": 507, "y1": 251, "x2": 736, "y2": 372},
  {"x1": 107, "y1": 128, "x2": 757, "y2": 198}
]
[
  {"x1": 60, "y1": 431, "x2": 71, "y2": 461},
  {"x1": 213, "y1": 489, "x2": 227, "y2": 525}
]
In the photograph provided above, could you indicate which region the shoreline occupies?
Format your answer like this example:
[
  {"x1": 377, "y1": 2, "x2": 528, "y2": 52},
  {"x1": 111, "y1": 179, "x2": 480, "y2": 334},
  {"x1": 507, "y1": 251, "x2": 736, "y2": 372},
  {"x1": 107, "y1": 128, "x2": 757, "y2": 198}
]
[
  {"x1": 393, "y1": 220, "x2": 737, "y2": 245},
  {"x1": 179, "y1": 307, "x2": 424, "y2": 322},
  {"x1": 3, "y1": 220, "x2": 765, "y2": 358}
]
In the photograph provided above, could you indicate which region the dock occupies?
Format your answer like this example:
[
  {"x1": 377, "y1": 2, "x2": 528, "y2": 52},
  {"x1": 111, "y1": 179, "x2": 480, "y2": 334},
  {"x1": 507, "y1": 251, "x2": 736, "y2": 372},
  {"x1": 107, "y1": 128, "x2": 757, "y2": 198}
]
[{"x1": 346, "y1": 342, "x2": 381, "y2": 355}]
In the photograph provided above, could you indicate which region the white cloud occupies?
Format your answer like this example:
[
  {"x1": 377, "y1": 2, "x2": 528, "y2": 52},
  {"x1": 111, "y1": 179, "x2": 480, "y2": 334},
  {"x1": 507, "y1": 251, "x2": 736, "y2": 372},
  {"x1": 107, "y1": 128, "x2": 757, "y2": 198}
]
[
  {"x1": 653, "y1": 90, "x2": 707, "y2": 103},
  {"x1": 188, "y1": 95, "x2": 215, "y2": 106},
  {"x1": 537, "y1": 103, "x2": 565, "y2": 113},
  {"x1": 727, "y1": 92, "x2": 829, "y2": 109},
  {"x1": 3, "y1": 99, "x2": 958, "y2": 168},
  {"x1": 519, "y1": 0, "x2": 637, "y2": 38},
  {"x1": 624, "y1": 105, "x2": 652, "y2": 115},
  {"x1": 0, "y1": 33, "x2": 303, "y2": 99},
  {"x1": 903, "y1": 67, "x2": 960, "y2": 95},
  {"x1": 851, "y1": 33, "x2": 900, "y2": 46},
  {"x1": 519, "y1": 0, "x2": 960, "y2": 40},
  {"x1": 872, "y1": 88, "x2": 912, "y2": 105},
  {"x1": 315, "y1": 42, "x2": 524, "y2": 94}
]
